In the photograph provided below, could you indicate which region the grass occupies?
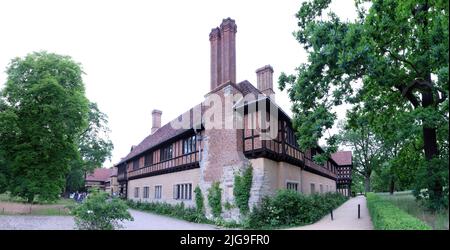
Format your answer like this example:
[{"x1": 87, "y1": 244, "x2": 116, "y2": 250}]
[
  {"x1": 0, "y1": 192, "x2": 75, "y2": 205},
  {"x1": 367, "y1": 192, "x2": 432, "y2": 230},
  {"x1": 0, "y1": 192, "x2": 75, "y2": 216},
  {"x1": 377, "y1": 191, "x2": 449, "y2": 230}
]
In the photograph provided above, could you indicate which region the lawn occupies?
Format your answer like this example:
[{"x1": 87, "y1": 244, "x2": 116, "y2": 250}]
[
  {"x1": 377, "y1": 191, "x2": 449, "y2": 230},
  {"x1": 0, "y1": 192, "x2": 75, "y2": 216}
]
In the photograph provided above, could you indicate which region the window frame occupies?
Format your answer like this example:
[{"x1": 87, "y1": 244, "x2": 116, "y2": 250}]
[
  {"x1": 143, "y1": 186, "x2": 149, "y2": 198},
  {"x1": 182, "y1": 135, "x2": 196, "y2": 155},
  {"x1": 160, "y1": 144, "x2": 173, "y2": 161},
  {"x1": 286, "y1": 181, "x2": 299, "y2": 192},
  {"x1": 173, "y1": 183, "x2": 192, "y2": 200},
  {"x1": 154, "y1": 185, "x2": 162, "y2": 199}
]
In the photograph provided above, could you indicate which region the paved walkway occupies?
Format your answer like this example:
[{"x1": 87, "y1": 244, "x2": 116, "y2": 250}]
[
  {"x1": 0, "y1": 209, "x2": 218, "y2": 230},
  {"x1": 290, "y1": 195, "x2": 373, "y2": 230}
]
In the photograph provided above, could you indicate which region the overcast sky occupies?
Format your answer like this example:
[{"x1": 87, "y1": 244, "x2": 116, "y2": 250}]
[{"x1": 0, "y1": 0, "x2": 358, "y2": 168}]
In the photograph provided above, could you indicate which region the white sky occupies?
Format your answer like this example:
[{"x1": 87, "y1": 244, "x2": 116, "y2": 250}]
[{"x1": 0, "y1": 0, "x2": 357, "y2": 168}]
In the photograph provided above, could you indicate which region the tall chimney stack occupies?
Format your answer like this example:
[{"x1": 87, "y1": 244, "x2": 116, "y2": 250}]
[
  {"x1": 256, "y1": 65, "x2": 275, "y2": 101},
  {"x1": 151, "y1": 109, "x2": 162, "y2": 134},
  {"x1": 209, "y1": 27, "x2": 221, "y2": 90},
  {"x1": 220, "y1": 18, "x2": 237, "y2": 85}
]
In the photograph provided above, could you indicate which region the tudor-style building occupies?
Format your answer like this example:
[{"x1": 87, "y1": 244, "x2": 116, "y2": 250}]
[{"x1": 116, "y1": 18, "x2": 352, "y2": 220}]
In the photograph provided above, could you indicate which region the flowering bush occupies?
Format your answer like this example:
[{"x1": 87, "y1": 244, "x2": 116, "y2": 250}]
[{"x1": 72, "y1": 190, "x2": 133, "y2": 230}]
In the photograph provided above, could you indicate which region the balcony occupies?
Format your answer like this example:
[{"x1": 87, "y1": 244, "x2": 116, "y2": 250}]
[
  {"x1": 127, "y1": 150, "x2": 200, "y2": 180},
  {"x1": 243, "y1": 130, "x2": 337, "y2": 180}
]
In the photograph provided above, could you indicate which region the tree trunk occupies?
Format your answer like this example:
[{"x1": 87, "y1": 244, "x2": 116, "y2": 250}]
[
  {"x1": 422, "y1": 90, "x2": 443, "y2": 208},
  {"x1": 364, "y1": 177, "x2": 371, "y2": 193},
  {"x1": 27, "y1": 194, "x2": 34, "y2": 204},
  {"x1": 389, "y1": 178, "x2": 395, "y2": 195}
]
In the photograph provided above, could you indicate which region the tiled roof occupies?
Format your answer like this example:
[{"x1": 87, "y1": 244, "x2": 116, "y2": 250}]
[
  {"x1": 237, "y1": 80, "x2": 262, "y2": 96},
  {"x1": 117, "y1": 81, "x2": 272, "y2": 165},
  {"x1": 331, "y1": 151, "x2": 352, "y2": 166},
  {"x1": 118, "y1": 104, "x2": 205, "y2": 165},
  {"x1": 86, "y1": 168, "x2": 113, "y2": 182}
]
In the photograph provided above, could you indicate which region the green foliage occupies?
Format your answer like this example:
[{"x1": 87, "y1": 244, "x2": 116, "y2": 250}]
[
  {"x1": 194, "y1": 186, "x2": 205, "y2": 214},
  {"x1": 0, "y1": 150, "x2": 8, "y2": 194},
  {"x1": 246, "y1": 190, "x2": 347, "y2": 229},
  {"x1": 0, "y1": 51, "x2": 114, "y2": 201},
  {"x1": 127, "y1": 200, "x2": 208, "y2": 224},
  {"x1": 72, "y1": 190, "x2": 133, "y2": 230},
  {"x1": 0, "y1": 51, "x2": 90, "y2": 203},
  {"x1": 207, "y1": 182, "x2": 222, "y2": 218},
  {"x1": 233, "y1": 166, "x2": 253, "y2": 215},
  {"x1": 281, "y1": 0, "x2": 448, "y2": 211},
  {"x1": 66, "y1": 102, "x2": 114, "y2": 193},
  {"x1": 366, "y1": 193, "x2": 431, "y2": 230}
]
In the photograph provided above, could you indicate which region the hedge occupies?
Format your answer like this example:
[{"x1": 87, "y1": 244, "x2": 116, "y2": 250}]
[
  {"x1": 126, "y1": 200, "x2": 208, "y2": 224},
  {"x1": 366, "y1": 193, "x2": 431, "y2": 230},
  {"x1": 245, "y1": 190, "x2": 348, "y2": 229}
]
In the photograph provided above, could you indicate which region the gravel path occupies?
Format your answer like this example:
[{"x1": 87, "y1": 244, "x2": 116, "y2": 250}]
[
  {"x1": 0, "y1": 209, "x2": 218, "y2": 230},
  {"x1": 0, "y1": 215, "x2": 75, "y2": 230},
  {"x1": 290, "y1": 195, "x2": 373, "y2": 230}
]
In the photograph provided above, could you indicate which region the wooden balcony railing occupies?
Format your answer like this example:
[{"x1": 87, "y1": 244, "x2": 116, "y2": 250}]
[
  {"x1": 243, "y1": 132, "x2": 337, "y2": 180},
  {"x1": 127, "y1": 151, "x2": 200, "y2": 180}
]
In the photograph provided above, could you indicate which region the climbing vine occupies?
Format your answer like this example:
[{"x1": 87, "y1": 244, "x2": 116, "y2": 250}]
[
  {"x1": 233, "y1": 165, "x2": 253, "y2": 215},
  {"x1": 207, "y1": 182, "x2": 222, "y2": 218},
  {"x1": 194, "y1": 186, "x2": 204, "y2": 214}
]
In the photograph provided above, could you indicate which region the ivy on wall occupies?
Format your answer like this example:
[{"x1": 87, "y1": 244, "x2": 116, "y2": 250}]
[
  {"x1": 233, "y1": 165, "x2": 253, "y2": 215},
  {"x1": 194, "y1": 186, "x2": 204, "y2": 214},
  {"x1": 207, "y1": 181, "x2": 222, "y2": 218}
]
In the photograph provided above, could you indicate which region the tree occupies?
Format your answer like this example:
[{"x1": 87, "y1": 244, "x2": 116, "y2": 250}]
[
  {"x1": 338, "y1": 117, "x2": 384, "y2": 192},
  {"x1": 65, "y1": 102, "x2": 113, "y2": 194},
  {"x1": 279, "y1": 0, "x2": 448, "y2": 209},
  {"x1": 73, "y1": 189, "x2": 133, "y2": 230},
  {"x1": 0, "y1": 51, "x2": 90, "y2": 202}
]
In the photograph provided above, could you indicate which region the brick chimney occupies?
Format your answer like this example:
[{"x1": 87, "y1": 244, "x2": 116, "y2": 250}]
[
  {"x1": 220, "y1": 18, "x2": 237, "y2": 85},
  {"x1": 209, "y1": 27, "x2": 221, "y2": 90},
  {"x1": 256, "y1": 65, "x2": 275, "y2": 101},
  {"x1": 151, "y1": 109, "x2": 162, "y2": 134},
  {"x1": 209, "y1": 18, "x2": 237, "y2": 90}
]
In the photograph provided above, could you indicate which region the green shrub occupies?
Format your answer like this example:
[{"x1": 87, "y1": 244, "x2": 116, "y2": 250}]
[
  {"x1": 194, "y1": 186, "x2": 204, "y2": 214},
  {"x1": 127, "y1": 199, "x2": 208, "y2": 223},
  {"x1": 366, "y1": 193, "x2": 432, "y2": 230},
  {"x1": 233, "y1": 166, "x2": 253, "y2": 215},
  {"x1": 207, "y1": 182, "x2": 222, "y2": 218},
  {"x1": 246, "y1": 190, "x2": 347, "y2": 229},
  {"x1": 73, "y1": 190, "x2": 133, "y2": 230}
]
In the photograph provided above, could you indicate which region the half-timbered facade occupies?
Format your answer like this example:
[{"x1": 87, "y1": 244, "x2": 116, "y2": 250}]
[{"x1": 115, "y1": 18, "x2": 352, "y2": 220}]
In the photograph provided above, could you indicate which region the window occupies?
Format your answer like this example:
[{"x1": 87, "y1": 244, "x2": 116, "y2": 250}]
[
  {"x1": 174, "y1": 183, "x2": 192, "y2": 200},
  {"x1": 144, "y1": 152, "x2": 153, "y2": 167},
  {"x1": 134, "y1": 187, "x2": 140, "y2": 198},
  {"x1": 182, "y1": 135, "x2": 196, "y2": 154},
  {"x1": 143, "y1": 186, "x2": 149, "y2": 198},
  {"x1": 310, "y1": 183, "x2": 316, "y2": 194},
  {"x1": 132, "y1": 159, "x2": 140, "y2": 170},
  {"x1": 286, "y1": 182, "x2": 298, "y2": 191},
  {"x1": 285, "y1": 126, "x2": 298, "y2": 147},
  {"x1": 320, "y1": 184, "x2": 323, "y2": 193},
  {"x1": 154, "y1": 185, "x2": 162, "y2": 199},
  {"x1": 160, "y1": 144, "x2": 173, "y2": 161}
]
